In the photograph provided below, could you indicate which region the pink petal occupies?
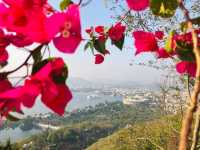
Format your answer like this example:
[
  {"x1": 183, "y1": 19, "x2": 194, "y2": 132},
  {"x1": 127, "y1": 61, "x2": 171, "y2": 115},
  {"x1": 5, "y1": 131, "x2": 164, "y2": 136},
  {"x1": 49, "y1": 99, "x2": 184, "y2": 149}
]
[
  {"x1": 108, "y1": 23, "x2": 126, "y2": 41},
  {"x1": 53, "y1": 4, "x2": 82, "y2": 53},
  {"x1": 41, "y1": 84, "x2": 72, "y2": 115},
  {"x1": 157, "y1": 48, "x2": 170, "y2": 58},
  {"x1": 0, "y1": 87, "x2": 23, "y2": 115},
  {"x1": 133, "y1": 31, "x2": 158, "y2": 55},
  {"x1": 22, "y1": 79, "x2": 40, "y2": 108},
  {"x1": 155, "y1": 31, "x2": 164, "y2": 40},
  {"x1": 95, "y1": 54, "x2": 104, "y2": 64},
  {"x1": 41, "y1": 79, "x2": 59, "y2": 102},
  {"x1": 53, "y1": 35, "x2": 81, "y2": 53},
  {"x1": 45, "y1": 12, "x2": 66, "y2": 40},
  {"x1": 0, "y1": 80, "x2": 12, "y2": 93},
  {"x1": 176, "y1": 61, "x2": 197, "y2": 77},
  {"x1": 0, "y1": 48, "x2": 8, "y2": 63},
  {"x1": 126, "y1": 0, "x2": 149, "y2": 11},
  {"x1": 8, "y1": 34, "x2": 33, "y2": 47}
]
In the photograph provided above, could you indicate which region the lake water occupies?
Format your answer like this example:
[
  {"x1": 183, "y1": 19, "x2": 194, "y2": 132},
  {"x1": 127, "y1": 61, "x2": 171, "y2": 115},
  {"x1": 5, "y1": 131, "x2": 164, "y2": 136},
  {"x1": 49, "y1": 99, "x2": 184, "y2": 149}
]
[
  {"x1": 23, "y1": 91, "x2": 122, "y2": 115},
  {"x1": 0, "y1": 91, "x2": 122, "y2": 143},
  {"x1": 0, "y1": 127, "x2": 41, "y2": 143}
]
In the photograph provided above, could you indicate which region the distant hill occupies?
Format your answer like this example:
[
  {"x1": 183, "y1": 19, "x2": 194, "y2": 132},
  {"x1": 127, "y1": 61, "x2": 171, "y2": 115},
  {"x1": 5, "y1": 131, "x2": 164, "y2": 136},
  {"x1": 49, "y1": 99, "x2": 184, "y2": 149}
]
[
  {"x1": 67, "y1": 77, "x2": 159, "y2": 90},
  {"x1": 67, "y1": 77, "x2": 95, "y2": 88}
]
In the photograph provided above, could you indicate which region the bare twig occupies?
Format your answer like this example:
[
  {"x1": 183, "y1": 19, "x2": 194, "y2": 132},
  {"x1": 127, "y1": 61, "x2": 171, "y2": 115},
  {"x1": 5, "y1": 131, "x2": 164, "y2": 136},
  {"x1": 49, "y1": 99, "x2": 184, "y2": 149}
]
[{"x1": 0, "y1": 45, "x2": 44, "y2": 76}]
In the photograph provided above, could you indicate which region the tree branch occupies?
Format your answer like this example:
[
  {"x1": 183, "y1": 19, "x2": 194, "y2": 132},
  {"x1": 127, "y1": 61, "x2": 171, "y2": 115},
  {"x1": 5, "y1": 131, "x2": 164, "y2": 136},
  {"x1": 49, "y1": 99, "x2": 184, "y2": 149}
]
[
  {"x1": 0, "y1": 45, "x2": 44, "y2": 77},
  {"x1": 178, "y1": 0, "x2": 200, "y2": 150},
  {"x1": 191, "y1": 105, "x2": 200, "y2": 150}
]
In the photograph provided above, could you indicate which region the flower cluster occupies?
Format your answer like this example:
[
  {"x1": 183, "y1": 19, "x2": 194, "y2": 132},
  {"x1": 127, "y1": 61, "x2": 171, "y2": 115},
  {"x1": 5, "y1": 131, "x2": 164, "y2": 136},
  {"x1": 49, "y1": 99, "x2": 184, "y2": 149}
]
[
  {"x1": 0, "y1": 0, "x2": 83, "y2": 120},
  {"x1": 0, "y1": 0, "x2": 81, "y2": 53},
  {"x1": 0, "y1": 58, "x2": 72, "y2": 117},
  {"x1": 123, "y1": 0, "x2": 198, "y2": 78},
  {"x1": 85, "y1": 23, "x2": 126, "y2": 64},
  {"x1": 126, "y1": 0, "x2": 149, "y2": 11},
  {"x1": 132, "y1": 29, "x2": 200, "y2": 77}
]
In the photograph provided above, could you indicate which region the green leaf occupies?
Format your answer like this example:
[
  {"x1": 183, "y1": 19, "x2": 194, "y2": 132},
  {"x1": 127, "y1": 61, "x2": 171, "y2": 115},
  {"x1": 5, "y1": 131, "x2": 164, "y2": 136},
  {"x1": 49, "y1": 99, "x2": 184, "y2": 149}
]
[
  {"x1": 32, "y1": 58, "x2": 68, "y2": 84},
  {"x1": 150, "y1": 0, "x2": 178, "y2": 18},
  {"x1": 176, "y1": 40, "x2": 195, "y2": 62},
  {"x1": 7, "y1": 114, "x2": 20, "y2": 122},
  {"x1": 89, "y1": 41, "x2": 95, "y2": 54},
  {"x1": 111, "y1": 36, "x2": 125, "y2": 50},
  {"x1": 31, "y1": 59, "x2": 49, "y2": 75},
  {"x1": 165, "y1": 30, "x2": 175, "y2": 53},
  {"x1": 93, "y1": 39, "x2": 106, "y2": 54},
  {"x1": 32, "y1": 45, "x2": 43, "y2": 64},
  {"x1": 84, "y1": 41, "x2": 95, "y2": 55},
  {"x1": 176, "y1": 49, "x2": 195, "y2": 62},
  {"x1": 84, "y1": 41, "x2": 92, "y2": 51},
  {"x1": 60, "y1": 0, "x2": 73, "y2": 11},
  {"x1": 52, "y1": 65, "x2": 68, "y2": 84}
]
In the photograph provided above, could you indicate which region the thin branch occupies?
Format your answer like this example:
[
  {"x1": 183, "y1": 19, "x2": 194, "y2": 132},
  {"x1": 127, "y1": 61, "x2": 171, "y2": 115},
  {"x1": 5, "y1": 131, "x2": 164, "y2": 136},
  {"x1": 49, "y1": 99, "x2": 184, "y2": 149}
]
[
  {"x1": 0, "y1": 45, "x2": 43, "y2": 77},
  {"x1": 186, "y1": 75, "x2": 192, "y2": 101},
  {"x1": 6, "y1": 53, "x2": 32, "y2": 75},
  {"x1": 191, "y1": 105, "x2": 200, "y2": 150},
  {"x1": 78, "y1": 0, "x2": 83, "y2": 5}
]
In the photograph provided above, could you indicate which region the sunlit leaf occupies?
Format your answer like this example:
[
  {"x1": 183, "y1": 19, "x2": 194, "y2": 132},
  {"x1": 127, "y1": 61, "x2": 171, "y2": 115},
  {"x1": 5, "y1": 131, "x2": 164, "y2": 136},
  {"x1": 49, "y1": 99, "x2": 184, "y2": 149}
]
[{"x1": 150, "y1": 0, "x2": 178, "y2": 18}]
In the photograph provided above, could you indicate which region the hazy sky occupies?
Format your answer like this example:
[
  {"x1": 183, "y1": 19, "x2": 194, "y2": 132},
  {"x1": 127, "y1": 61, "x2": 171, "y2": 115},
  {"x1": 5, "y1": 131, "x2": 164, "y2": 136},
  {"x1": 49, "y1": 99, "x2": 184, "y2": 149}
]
[
  {"x1": 48, "y1": 0, "x2": 166, "y2": 84},
  {"x1": 5, "y1": 0, "x2": 164, "y2": 84}
]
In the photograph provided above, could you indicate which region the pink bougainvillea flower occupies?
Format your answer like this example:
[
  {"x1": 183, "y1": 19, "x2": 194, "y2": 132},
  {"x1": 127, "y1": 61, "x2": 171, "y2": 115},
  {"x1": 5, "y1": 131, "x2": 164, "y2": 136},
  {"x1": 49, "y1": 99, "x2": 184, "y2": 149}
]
[
  {"x1": 53, "y1": 4, "x2": 82, "y2": 54},
  {"x1": 156, "y1": 48, "x2": 170, "y2": 59},
  {"x1": 108, "y1": 23, "x2": 126, "y2": 41},
  {"x1": 0, "y1": 29, "x2": 10, "y2": 64},
  {"x1": 85, "y1": 27, "x2": 93, "y2": 35},
  {"x1": 0, "y1": 78, "x2": 39, "y2": 117},
  {"x1": 0, "y1": 48, "x2": 8, "y2": 64},
  {"x1": 155, "y1": 31, "x2": 164, "y2": 40},
  {"x1": 126, "y1": 0, "x2": 149, "y2": 11},
  {"x1": 95, "y1": 54, "x2": 104, "y2": 64},
  {"x1": 0, "y1": 83, "x2": 40, "y2": 117},
  {"x1": 30, "y1": 57, "x2": 72, "y2": 115},
  {"x1": 0, "y1": 31, "x2": 10, "y2": 48},
  {"x1": 174, "y1": 32, "x2": 192, "y2": 44},
  {"x1": 0, "y1": 58, "x2": 72, "y2": 117},
  {"x1": 133, "y1": 31, "x2": 158, "y2": 55},
  {"x1": 0, "y1": 79, "x2": 13, "y2": 116},
  {"x1": 41, "y1": 84, "x2": 72, "y2": 115},
  {"x1": 7, "y1": 34, "x2": 33, "y2": 47},
  {"x1": 95, "y1": 26, "x2": 104, "y2": 35},
  {"x1": 0, "y1": 0, "x2": 48, "y2": 42},
  {"x1": 21, "y1": 79, "x2": 41, "y2": 108},
  {"x1": 0, "y1": 87, "x2": 27, "y2": 116},
  {"x1": 176, "y1": 61, "x2": 197, "y2": 77},
  {"x1": 0, "y1": 0, "x2": 62, "y2": 43},
  {"x1": 98, "y1": 35, "x2": 107, "y2": 42},
  {"x1": 0, "y1": 79, "x2": 12, "y2": 93}
]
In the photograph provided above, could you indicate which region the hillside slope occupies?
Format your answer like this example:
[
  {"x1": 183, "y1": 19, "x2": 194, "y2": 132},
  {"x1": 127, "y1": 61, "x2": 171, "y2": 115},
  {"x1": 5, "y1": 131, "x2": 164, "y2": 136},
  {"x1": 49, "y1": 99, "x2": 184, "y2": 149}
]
[
  {"x1": 14, "y1": 102, "x2": 162, "y2": 150},
  {"x1": 87, "y1": 115, "x2": 182, "y2": 150}
]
